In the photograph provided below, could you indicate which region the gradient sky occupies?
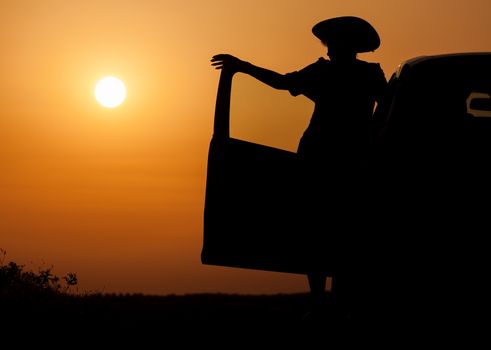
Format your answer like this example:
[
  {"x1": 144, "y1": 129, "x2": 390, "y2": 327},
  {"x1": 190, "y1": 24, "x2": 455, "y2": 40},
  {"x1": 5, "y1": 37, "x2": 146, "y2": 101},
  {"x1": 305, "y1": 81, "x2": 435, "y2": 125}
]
[{"x1": 1, "y1": 0, "x2": 490, "y2": 295}]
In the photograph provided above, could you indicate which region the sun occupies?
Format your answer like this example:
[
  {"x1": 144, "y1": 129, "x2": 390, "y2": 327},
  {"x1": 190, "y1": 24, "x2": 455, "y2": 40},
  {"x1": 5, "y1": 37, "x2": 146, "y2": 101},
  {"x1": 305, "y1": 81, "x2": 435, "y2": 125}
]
[{"x1": 94, "y1": 76, "x2": 127, "y2": 108}]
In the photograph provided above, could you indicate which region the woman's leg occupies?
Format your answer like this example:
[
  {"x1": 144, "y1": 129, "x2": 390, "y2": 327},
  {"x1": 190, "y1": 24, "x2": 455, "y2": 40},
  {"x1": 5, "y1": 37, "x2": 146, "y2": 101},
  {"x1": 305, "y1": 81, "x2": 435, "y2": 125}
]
[{"x1": 308, "y1": 273, "x2": 327, "y2": 311}]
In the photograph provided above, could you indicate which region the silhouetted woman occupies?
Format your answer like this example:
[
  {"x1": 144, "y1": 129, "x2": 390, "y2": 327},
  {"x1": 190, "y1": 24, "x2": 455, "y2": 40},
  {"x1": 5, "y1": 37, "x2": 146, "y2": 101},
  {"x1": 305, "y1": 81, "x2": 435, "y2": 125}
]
[{"x1": 211, "y1": 16, "x2": 387, "y2": 320}]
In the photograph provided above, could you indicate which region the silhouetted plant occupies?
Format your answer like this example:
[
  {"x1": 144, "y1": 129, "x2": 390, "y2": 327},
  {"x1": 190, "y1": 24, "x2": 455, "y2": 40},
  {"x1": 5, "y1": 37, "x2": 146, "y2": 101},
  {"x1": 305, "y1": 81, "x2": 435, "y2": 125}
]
[{"x1": 0, "y1": 248, "x2": 78, "y2": 296}]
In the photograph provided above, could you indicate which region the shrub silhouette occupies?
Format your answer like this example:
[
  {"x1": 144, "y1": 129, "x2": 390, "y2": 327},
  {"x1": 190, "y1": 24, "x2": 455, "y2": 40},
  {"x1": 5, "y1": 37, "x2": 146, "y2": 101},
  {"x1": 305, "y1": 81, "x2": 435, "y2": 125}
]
[{"x1": 0, "y1": 248, "x2": 77, "y2": 297}]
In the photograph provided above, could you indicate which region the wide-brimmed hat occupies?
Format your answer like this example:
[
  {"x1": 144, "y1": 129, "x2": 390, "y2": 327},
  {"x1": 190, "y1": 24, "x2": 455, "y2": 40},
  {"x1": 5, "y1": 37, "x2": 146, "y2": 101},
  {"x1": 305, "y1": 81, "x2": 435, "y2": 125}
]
[{"x1": 312, "y1": 16, "x2": 380, "y2": 53}]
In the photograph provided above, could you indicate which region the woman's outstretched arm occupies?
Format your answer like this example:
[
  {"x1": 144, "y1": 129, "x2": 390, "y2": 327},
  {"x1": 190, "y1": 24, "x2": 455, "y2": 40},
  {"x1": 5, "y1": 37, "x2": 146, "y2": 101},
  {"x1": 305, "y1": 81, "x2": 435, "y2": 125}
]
[{"x1": 211, "y1": 54, "x2": 289, "y2": 90}]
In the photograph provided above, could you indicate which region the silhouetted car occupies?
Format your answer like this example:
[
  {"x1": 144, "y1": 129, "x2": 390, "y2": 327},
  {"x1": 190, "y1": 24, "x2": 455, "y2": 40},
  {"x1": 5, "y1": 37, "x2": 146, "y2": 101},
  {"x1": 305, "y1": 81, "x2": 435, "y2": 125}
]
[
  {"x1": 366, "y1": 52, "x2": 491, "y2": 325},
  {"x1": 202, "y1": 53, "x2": 491, "y2": 286}
]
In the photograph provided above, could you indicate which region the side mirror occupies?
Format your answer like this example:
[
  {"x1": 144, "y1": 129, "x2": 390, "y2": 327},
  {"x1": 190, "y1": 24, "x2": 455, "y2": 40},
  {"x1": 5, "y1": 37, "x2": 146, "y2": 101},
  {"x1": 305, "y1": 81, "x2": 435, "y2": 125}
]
[{"x1": 470, "y1": 97, "x2": 491, "y2": 112}]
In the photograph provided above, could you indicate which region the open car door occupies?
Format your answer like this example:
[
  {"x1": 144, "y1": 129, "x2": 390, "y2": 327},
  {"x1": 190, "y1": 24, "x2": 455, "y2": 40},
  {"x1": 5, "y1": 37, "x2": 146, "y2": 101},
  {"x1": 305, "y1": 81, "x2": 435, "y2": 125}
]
[{"x1": 201, "y1": 71, "x2": 331, "y2": 275}]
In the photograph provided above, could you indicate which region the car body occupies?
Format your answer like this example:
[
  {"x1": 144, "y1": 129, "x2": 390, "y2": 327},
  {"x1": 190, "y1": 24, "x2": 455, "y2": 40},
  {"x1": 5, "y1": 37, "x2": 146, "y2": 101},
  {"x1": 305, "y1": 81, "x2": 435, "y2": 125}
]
[{"x1": 369, "y1": 52, "x2": 491, "y2": 296}]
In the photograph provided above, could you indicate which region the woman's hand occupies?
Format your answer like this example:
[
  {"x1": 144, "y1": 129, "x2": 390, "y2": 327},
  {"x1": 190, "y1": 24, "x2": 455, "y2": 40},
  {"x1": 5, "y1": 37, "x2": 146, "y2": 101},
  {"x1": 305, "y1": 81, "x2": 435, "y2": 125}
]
[{"x1": 211, "y1": 54, "x2": 249, "y2": 74}]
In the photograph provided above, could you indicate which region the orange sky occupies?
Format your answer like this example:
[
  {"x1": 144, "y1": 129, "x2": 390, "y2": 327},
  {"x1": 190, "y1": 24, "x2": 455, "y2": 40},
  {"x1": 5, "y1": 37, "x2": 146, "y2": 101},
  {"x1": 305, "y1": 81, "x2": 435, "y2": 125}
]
[{"x1": 1, "y1": 0, "x2": 490, "y2": 295}]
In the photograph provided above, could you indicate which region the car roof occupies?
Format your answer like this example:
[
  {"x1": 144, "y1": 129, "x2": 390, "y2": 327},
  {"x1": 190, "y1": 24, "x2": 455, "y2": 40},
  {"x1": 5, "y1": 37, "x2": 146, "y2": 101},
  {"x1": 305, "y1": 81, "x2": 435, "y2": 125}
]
[{"x1": 396, "y1": 52, "x2": 491, "y2": 78}]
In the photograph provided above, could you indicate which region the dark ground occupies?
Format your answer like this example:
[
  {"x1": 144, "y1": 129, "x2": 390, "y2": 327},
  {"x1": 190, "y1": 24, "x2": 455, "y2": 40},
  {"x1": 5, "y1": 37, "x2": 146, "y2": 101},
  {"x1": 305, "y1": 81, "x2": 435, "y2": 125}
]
[
  {"x1": 1, "y1": 292, "x2": 322, "y2": 328},
  {"x1": 2, "y1": 291, "x2": 486, "y2": 345},
  {"x1": 1, "y1": 292, "x2": 360, "y2": 345}
]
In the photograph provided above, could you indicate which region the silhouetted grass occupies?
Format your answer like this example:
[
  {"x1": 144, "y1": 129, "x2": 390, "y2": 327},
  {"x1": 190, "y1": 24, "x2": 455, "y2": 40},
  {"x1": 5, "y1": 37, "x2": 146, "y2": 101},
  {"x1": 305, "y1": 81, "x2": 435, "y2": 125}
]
[{"x1": 1, "y1": 249, "x2": 314, "y2": 332}]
